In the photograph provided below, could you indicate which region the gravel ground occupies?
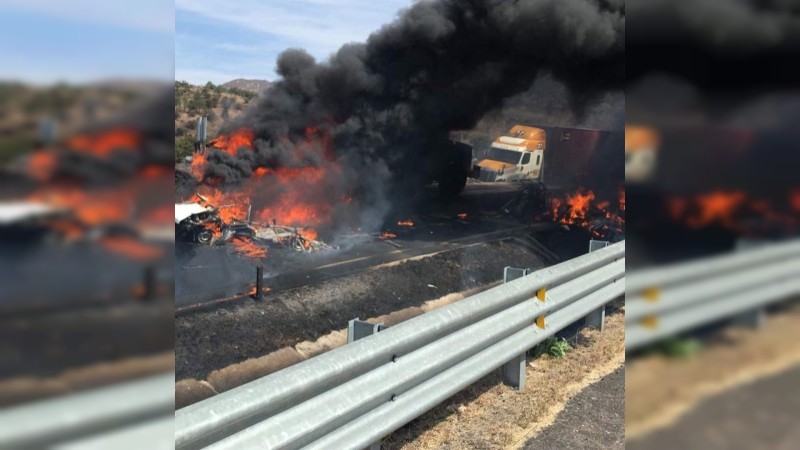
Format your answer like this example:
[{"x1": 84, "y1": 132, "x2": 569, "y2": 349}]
[
  {"x1": 176, "y1": 239, "x2": 545, "y2": 380},
  {"x1": 0, "y1": 300, "x2": 174, "y2": 379}
]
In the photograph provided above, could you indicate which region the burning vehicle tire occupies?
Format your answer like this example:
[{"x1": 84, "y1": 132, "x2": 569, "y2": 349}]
[
  {"x1": 290, "y1": 237, "x2": 306, "y2": 252},
  {"x1": 195, "y1": 229, "x2": 213, "y2": 244},
  {"x1": 176, "y1": 202, "x2": 221, "y2": 245}
]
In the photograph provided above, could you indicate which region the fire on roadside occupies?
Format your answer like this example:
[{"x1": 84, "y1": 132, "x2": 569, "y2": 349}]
[
  {"x1": 548, "y1": 187, "x2": 625, "y2": 239},
  {"x1": 184, "y1": 125, "x2": 349, "y2": 259},
  {"x1": 665, "y1": 189, "x2": 800, "y2": 235},
  {"x1": 231, "y1": 236, "x2": 268, "y2": 258}
]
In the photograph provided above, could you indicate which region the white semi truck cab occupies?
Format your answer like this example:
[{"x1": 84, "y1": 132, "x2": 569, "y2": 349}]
[{"x1": 474, "y1": 125, "x2": 545, "y2": 182}]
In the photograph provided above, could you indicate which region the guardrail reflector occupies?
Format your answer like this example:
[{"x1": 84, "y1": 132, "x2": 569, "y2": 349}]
[
  {"x1": 536, "y1": 288, "x2": 546, "y2": 302},
  {"x1": 643, "y1": 287, "x2": 660, "y2": 302},
  {"x1": 642, "y1": 315, "x2": 658, "y2": 329},
  {"x1": 535, "y1": 316, "x2": 545, "y2": 329}
]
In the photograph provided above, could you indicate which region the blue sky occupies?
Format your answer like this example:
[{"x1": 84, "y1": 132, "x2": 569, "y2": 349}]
[
  {"x1": 0, "y1": 0, "x2": 174, "y2": 84},
  {"x1": 175, "y1": 0, "x2": 412, "y2": 84}
]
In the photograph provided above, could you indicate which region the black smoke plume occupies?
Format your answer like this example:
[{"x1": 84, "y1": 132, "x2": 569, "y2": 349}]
[{"x1": 199, "y1": 0, "x2": 625, "y2": 232}]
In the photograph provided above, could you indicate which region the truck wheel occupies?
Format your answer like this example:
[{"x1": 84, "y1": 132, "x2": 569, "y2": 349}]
[
  {"x1": 291, "y1": 237, "x2": 306, "y2": 252},
  {"x1": 439, "y1": 170, "x2": 467, "y2": 197},
  {"x1": 196, "y1": 229, "x2": 213, "y2": 244}
]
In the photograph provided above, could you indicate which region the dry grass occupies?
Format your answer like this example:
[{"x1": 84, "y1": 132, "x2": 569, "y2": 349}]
[
  {"x1": 626, "y1": 300, "x2": 800, "y2": 439},
  {"x1": 382, "y1": 304, "x2": 625, "y2": 450}
]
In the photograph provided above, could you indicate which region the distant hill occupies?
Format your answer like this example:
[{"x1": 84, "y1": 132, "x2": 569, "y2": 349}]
[
  {"x1": 174, "y1": 80, "x2": 264, "y2": 162},
  {"x1": 221, "y1": 79, "x2": 271, "y2": 94}
]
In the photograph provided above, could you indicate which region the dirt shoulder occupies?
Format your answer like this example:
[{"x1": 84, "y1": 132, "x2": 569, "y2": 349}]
[
  {"x1": 176, "y1": 240, "x2": 545, "y2": 381},
  {"x1": 628, "y1": 364, "x2": 800, "y2": 450},
  {"x1": 381, "y1": 300, "x2": 625, "y2": 450},
  {"x1": 626, "y1": 299, "x2": 800, "y2": 440}
]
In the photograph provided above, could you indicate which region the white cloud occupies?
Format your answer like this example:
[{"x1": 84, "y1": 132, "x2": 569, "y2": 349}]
[{"x1": 176, "y1": 0, "x2": 410, "y2": 59}]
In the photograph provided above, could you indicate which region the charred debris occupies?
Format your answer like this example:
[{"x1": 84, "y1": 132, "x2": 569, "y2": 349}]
[{"x1": 175, "y1": 195, "x2": 333, "y2": 254}]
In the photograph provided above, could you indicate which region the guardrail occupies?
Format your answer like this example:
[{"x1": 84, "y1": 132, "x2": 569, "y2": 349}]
[
  {"x1": 175, "y1": 240, "x2": 625, "y2": 449},
  {"x1": 626, "y1": 239, "x2": 800, "y2": 351},
  {"x1": 0, "y1": 373, "x2": 175, "y2": 449}
]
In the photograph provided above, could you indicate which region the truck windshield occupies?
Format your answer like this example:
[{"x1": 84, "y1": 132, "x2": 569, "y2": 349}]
[{"x1": 486, "y1": 147, "x2": 521, "y2": 165}]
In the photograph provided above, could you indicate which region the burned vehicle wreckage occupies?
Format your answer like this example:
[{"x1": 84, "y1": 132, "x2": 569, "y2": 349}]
[{"x1": 174, "y1": 198, "x2": 331, "y2": 253}]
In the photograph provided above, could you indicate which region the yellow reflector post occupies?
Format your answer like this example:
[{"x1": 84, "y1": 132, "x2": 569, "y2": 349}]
[
  {"x1": 643, "y1": 287, "x2": 660, "y2": 302},
  {"x1": 536, "y1": 288, "x2": 546, "y2": 302},
  {"x1": 535, "y1": 316, "x2": 545, "y2": 329},
  {"x1": 642, "y1": 315, "x2": 658, "y2": 329}
]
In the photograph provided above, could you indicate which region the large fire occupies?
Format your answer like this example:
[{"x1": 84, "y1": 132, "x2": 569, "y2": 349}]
[
  {"x1": 100, "y1": 236, "x2": 163, "y2": 261},
  {"x1": 549, "y1": 187, "x2": 625, "y2": 239},
  {"x1": 667, "y1": 189, "x2": 800, "y2": 235},
  {"x1": 231, "y1": 236, "x2": 268, "y2": 258},
  {"x1": 66, "y1": 128, "x2": 140, "y2": 158},
  {"x1": 208, "y1": 128, "x2": 255, "y2": 156},
  {"x1": 27, "y1": 152, "x2": 58, "y2": 181},
  {"x1": 16, "y1": 127, "x2": 175, "y2": 264},
  {"x1": 186, "y1": 126, "x2": 345, "y2": 260}
]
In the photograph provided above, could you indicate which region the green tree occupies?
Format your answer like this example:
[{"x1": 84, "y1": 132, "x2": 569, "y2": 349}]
[{"x1": 175, "y1": 134, "x2": 196, "y2": 162}]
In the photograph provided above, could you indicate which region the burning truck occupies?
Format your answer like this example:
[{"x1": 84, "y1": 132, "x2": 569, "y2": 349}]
[
  {"x1": 472, "y1": 125, "x2": 623, "y2": 188},
  {"x1": 474, "y1": 125, "x2": 625, "y2": 235}
]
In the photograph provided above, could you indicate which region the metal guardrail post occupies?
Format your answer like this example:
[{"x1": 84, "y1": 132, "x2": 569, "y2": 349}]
[
  {"x1": 348, "y1": 319, "x2": 385, "y2": 344},
  {"x1": 503, "y1": 267, "x2": 529, "y2": 283},
  {"x1": 730, "y1": 241, "x2": 766, "y2": 330},
  {"x1": 501, "y1": 353, "x2": 526, "y2": 390},
  {"x1": 348, "y1": 319, "x2": 386, "y2": 450},
  {"x1": 733, "y1": 307, "x2": 765, "y2": 329},
  {"x1": 501, "y1": 266, "x2": 530, "y2": 390},
  {"x1": 585, "y1": 240, "x2": 611, "y2": 331},
  {"x1": 585, "y1": 307, "x2": 606, "y2": 331},
  {"x1": 589, "y1": 239, "x2": 610, "y2": 252}
]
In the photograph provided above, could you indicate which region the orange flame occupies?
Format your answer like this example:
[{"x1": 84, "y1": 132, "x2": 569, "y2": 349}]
[
  {"x1": 67, "y1": 128, "x2": 140, "y2": 157},
  {"x1": 397, "y1": 220, "x2": 414, "y2": 227},
  {"x1": 195, "y1": 189, "x2": 250, "y2": 224},
  {"x1": 191, "y1": 152, "x2": 207, "y2": 179},
  {"x1": 564, "y1": 190, "x2": 595, "y2": 223},
  {"x1": 549, "y1": 187, "x2": 625, "y2": 237},
  {"x1": 231, "y1": 236, "x2": 267, "y2": 258},
  {"x1": 666, "y1": 189, "x2": 799, "y2": 234},
  {"x1": 28, "y1": 188, "x2": 132, "y2": 226},
  {"x1": 209, "y1": 128, "x2": 255, "y2": 156},
  {"x1": 791, "y1": 189, "x2": 800, "y2": 212},
  {"x1": 686, "y1": 190, "x2": 747, "y2": 228},
  {"x1": 298, "y1": 229, "x2": 318, "y2": 242},
  {"x1": 27, "y1": 152, "x2": 58, "y2": 181},
  {"x1": 100, "y1": 236, "x2": 163, "y2": 261}
]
